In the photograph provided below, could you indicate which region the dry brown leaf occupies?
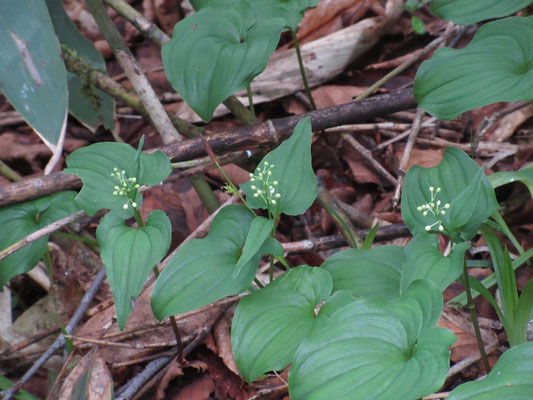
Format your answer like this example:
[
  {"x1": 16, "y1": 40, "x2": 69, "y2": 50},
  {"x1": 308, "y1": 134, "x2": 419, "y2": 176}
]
[
  {"x1": 198, "y1": 348, "x2": 248, "y2": 400},
  {"x1": 213, "y1": 312, "x2": 240, "y2": 376},
  {"x1": 154, "y1": 0, "x2": 182, "y2": 34},
  {"x1": 156, "y1": 358, "x2": 183, "y2": 400},
  {"x1": 486, "y1": 105, "x2": 533, "y2": 142},
  {"x1": 394, "y1": 146, "x2": 444, "y2": 170},
  {"x1": 298, "y1": 0, "x2": 366, "y2": 39},
  {"x1": 173, "y1": 373, "x2": 216, "y2": 400},
  {"x1": 58, "y1": 348, "x2": 113, "y2": 400},
  {"x1": 438, "y1": 305, "x2": 498, "y2": 362}
]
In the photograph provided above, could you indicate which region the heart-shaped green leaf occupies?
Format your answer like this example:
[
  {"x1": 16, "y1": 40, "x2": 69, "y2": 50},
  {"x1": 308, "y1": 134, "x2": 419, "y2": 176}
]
[
  {"x1": 401, "y1": 233, "x2": 470, "y2": 293},
  {"x1": 190, "y1": 0, "x2": 319, "y2": 30},
  {"x1": 289, "y1": 280, "x2": 456, "y2": 400},
  {"x1": 234, "y1": 216, "x2": 273, "y2": 277},
  {"x1": 241, "y1": 117, "x2": 317, "y2": 217},
  {"x1": 0, "y1": 192, "x2": 79, "y2": 287},
  {"x1": 232, "y1": 266, "x2": 332, "y2": 382},
  {"x1": 414, "y1": 17, "x2": 533, "y2": 120},
  {"x1": 321, "y1": 245, "x2": 404, "y2": 299},
  {"x1": 46, "y1": 0, "x2": 114, "y2": 132},
  {"x1": 430, "y1": 0, "x2": 533, "y2": 25},
  {"x1": 151, "y1": 205, "x2": 282, "y2": 319},
  {"x1": 489, "y1": 164, "x2": 533, "y2": 199},
  {"x1": 0, "y1": 0, "x2": 68, "y2": 150},
  {"x1": 162, "y1": 1, "x2": 284, "y2": 122},
  {"x1": 401, "y1": 147, "x2": 499, "y2": 241},
  {"x1": 63, "y1": 142, "x2": 171, "y2": 218},
  {"x1": 97, "y1": 210, "x2": 171, "y2": 330},
  {"x1": 447, "y1": 341, "x2": 533, "y2": 399}
]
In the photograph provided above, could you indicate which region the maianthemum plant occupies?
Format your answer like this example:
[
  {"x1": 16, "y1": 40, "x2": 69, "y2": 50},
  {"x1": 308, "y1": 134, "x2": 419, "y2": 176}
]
[{"x1": 3, "y1": 0, "x2": 533, "y2": 399}]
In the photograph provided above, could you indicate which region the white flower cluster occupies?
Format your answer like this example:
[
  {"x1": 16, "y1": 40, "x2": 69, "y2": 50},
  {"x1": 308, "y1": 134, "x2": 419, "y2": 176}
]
[
  {"x1": 249, "y1": 161, "x2": 281, "y2": 206},
  {"x1": 416, "y1": 186, "x2": 450, "y2": 232},
  {"x1": 110, "y1": 167, "x2": 140, "y2": 210}
]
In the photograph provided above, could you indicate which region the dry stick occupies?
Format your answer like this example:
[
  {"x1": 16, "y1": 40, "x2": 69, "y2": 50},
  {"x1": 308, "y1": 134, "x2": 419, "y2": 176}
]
[
  {"x1": 342, "y1": 133, "x2": 398, "y2": 187},
  {"x1": 0, "y1": 88, "x2": 418, "y2": 207},
  {"x1": 391, "y1": 108, "x2": 424, "y2": 207},
  {"x1": 115, "y1": 318, "x2": 216, "y2": 399},
  {"x1": 446, "y1": 340, "x2": 500, "y2": 379},
  {"x1": 0, "y1": 326, "x2": 61, "y2": 358},
  {"x1": 355, "y1": 22, "x2": 458, "y2": 101},
  {"x1": 2, "y1": 266, "x2": 107, "y2": 400},
  {"x1": 64, "y1": 332, "x2": 195, "y2": 349},
  {"x1": 0, "y1": 210, "x2": 86, "y2": 262},
  {"x1": 103, "y1": 0, "x2": 256, "y2": 124},
  {"x1": 373, "y1": 116, "x2": 437, "y2": 151}
]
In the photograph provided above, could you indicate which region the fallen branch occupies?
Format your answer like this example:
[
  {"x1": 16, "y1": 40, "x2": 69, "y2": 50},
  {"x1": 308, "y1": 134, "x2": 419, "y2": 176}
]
[{"x1": 0, "y1": 88, "x2": 417, "y2": 207}]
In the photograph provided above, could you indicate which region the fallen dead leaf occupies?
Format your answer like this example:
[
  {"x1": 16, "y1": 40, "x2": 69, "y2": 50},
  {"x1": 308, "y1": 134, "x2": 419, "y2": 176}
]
[
  {"x1": 213, "y1": 311, "x2": 240, "y2": 377},
  {"x1": 486, "y1": 105, "x2": 533, "y2": 142},
  {"x1": 172, "y1": 373, "x2": 216, "y2": 400},
  {"x1": 58, "y1": 348, "x2": 113, "y2": 400}
]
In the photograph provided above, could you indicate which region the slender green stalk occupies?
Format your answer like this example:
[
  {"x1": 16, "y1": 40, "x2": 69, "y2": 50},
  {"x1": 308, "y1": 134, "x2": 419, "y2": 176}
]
[
  {"x1": 0, "y1": 160, "x2": 22, "y2": 182},
  {"x1": 54, "y1": 231, "x2": 99, "y2": 247},
  {"x1": 292, "y1": 29, "x2": 316, "y2": 110},
  {"x1": 246, "y1": 83, "x2": 256, "y2": 117},
  {"x1": 151, "y1": 264, "x2": 185, "y2": 363},
  {"x1": 276, "y1": 255, "x2": 290, "y2": 271},
  {"x1": 254, "y1": 278, "x2": 264, "y2": 289},
  {"x1": 188, "y1": 175, "x2": 220, "y2": 214},
  {"x1": 134, "y1": 207, "x2": 184, "y2": 363},
  {"x1": 462, "y1": 258, "x2": 491, "y2": 373}
]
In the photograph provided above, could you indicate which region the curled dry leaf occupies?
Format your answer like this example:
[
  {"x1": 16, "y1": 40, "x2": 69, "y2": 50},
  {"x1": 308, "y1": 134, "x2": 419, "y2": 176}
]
[{"x1": 58, "y1": 348, "x2": 113, "y2": 400}]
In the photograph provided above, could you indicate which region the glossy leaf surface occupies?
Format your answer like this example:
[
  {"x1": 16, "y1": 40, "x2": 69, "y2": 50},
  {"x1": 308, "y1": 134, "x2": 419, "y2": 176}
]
[
  {"x1": 290, "y1": 280, "x2": 456, "y2": 400},
  {"x1": 430, "y1": 0, "x2": 533, "y2": 25},
  {"x1": 447, "y1": 342, "x2": 533, "y2": 399},
  {"x1": 241, "y1": 117, "x2": 317, "y2": 217},
  {"x1": 162, "y1": 1, "x2": 283, "y2": 121},
  {"x1": 46, "y1": 0, "x2": 114, "y2": 132},
  {"x1": 63, "y1": 142, "x2": 171, "y2": 218},
  {"x1": 151, "y1": 205, "x2": 282, "y2": 319},
  {"x1": 232, "y1": 266, "x2": 332, "y2": 382},
  {"x1": 489, "y1": 164, "x2": 533, "y2": 199},
  {"x1": 402, "y1": 147, "x2": 499, "y2": 241},
  {"x1": 97, "y1": 210, "x2": 171, "y2": 330},
  {"x1": 0, "y1": 0, "x2": 67, "y2": 150},
  {"x1": 414, "y1": 17, "x2": 533, "y2": 120},
  {"x1": 234, "y1": 216, "x2": 273, "y2": 277},
  {"x1": 0, "y1": 192, "x2": 78, "y2": 287},
  {"x1": 322, "y1": 245, "x2": 404, "y2": 299},
  {"x1": 401, "y1": 233, "x2": 470, "y2": 293}
]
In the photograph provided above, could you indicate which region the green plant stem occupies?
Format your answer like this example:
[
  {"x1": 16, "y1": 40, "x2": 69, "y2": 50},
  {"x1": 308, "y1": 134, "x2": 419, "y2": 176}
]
[
  {"x1": 151, "y1": 265, "x2": 185, "y2": 364},
  {"x1": 188, "y1": 175, "x2": 220, "y2": 214},
  {"x1": 223, "y1": 96, "x2": 258, "y2": 125},
  {"x1": 462, "y1": 260, "x2": 491, "y2": 373},
  {"x1": 135, "y1": 207, "x2": 184, "y2": 363},
  {"x1": 253, "y1": 278, "x2": 264, "y2": 289},
  {"x1": 269, "y1": 255, "x2": 274, "y2": 283},
  {"x1": 246, "y1": 83, "x2": 256, "y2": 117},
  {"x1": 0, "y1": 160, "x2": 22, "y2": 182},
  {"x1": 292, "y1": 30, "x2": 316, "y2": 110},
  {"x1": 54, "y1": 231, "x2": 99, "y2": 247}
]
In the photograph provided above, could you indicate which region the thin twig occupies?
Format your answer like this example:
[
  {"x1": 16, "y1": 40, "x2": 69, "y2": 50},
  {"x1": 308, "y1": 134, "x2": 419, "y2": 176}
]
[
  {"x1": 0, "y1": 210, "x2": 86, "y2": 262},
  {"x1": 342, "y1": 133, "x2": 398, "y2": 186},
  {"x1": 392, "y1": 108, "x2": 424, "y2": 207},
  {"x1": 2, "y1": 266, "x2": 107, "y2": 400},
  {"x1": 446, "y1": 341, "x2": 500, "y2": 379}
]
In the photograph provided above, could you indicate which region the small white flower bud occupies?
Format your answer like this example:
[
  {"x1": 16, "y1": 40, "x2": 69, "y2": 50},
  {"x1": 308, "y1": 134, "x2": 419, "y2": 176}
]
[
  {"x1": 113, "y1": 167, "x2": 118, "y2": 172},
  {"x1": 132, "y1": 202, "x2": 137, "y2": 208},
  {"x1": 256, "y1": 189, "x2": 262, "y2": 194},
  {"x1": 251, "y1": 185, "x2": 256, "y2": 190},
  {"x1": 275, "y1": 193, "x2": 281, "y2": 198},
  {"x1": 436, "y1": 187, "x2": 441, "y2": 193},
  {"x1": 271, "y1": 200, "x2": 276, "y2": 204},
  {"x1": 270, "y1": 164, "x2": 274, "y2": 168},
  {"x1": 423, "y1": 211, "x2": 428, "y2": 216},
  {"x1": 270, "y1": 188, "x2": 275, "y2": 194},
  {"x1": 436, "y1": 200, "x2": 441, "y2": 206},
  {"x1": 273, "y1": 181, "x2": 278, "y2": 186},
  {"x1": 131, "y1": 177, "x2": 136, "y2": 183},
  {"x1": 267, "y1": 171, "x2": 272, "y2": 176},
  {"x1": 264, "y1": 161, "x2": 269, "y2": 166},
  {"x1": 250, "y1": 178, "x2": 255, "y2": 182},
  {"x1": 114, "y1": 186, "x2": 120, "y2": 190},
  {"x1": 441, "y1": 210, "x2": 446, "y2": 215},
  {"x1": 444, "y1": 203, "x2": 450, "y2": 209},
  {"x1": 123, "y1": 204, "x2": 128, "y2": 210},
  {"x1": 135, "y1": 184, "x2": 140, "y2": 189},
  {"x1": 416, "y1": 206, "x2": 422, "y2": 211},
  {"x1": 429, "y1": 186, "x2": 434, "y2": 192},
  {"x1": 121, "y1": 170, "x2": 126, "y2": 175},
  {"x1": 249, "y1": 173, "x2": 254, "y2": 178},
  {"x1": 253, "y1": 193, "x2": 259, "y2": 198},
  {"x1": 438, "y1": 225, "x2": 444, "y2": 231},
  {"x1": 425, "y1": 225, "x2": 431, "y2": 231},
  {"x1": 113, "y1": 191, "x2": 118, "y2": 196},
  {"x1": 119, "y1": 191, "x2": 124, "y2": 196}
]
